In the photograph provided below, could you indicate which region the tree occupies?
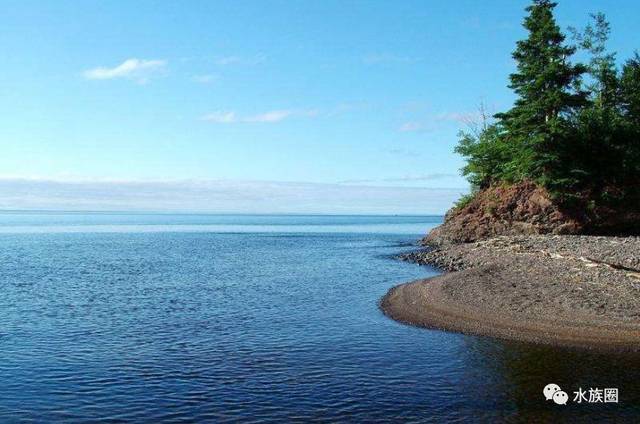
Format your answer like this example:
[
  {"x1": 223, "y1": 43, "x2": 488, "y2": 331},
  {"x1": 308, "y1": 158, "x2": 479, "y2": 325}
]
[
  {"x1": 494, "y1": 0, "x2": 587, "y2": 185},
  {"x1": 564, "y1": 13, "x2": 622, "y2": 192},
  {"x1": 455, "y1": 122, "x2": 509, "y2": 189},
  {"x1": 618, "y1": 53, "x2": 640, "y2": 188},
  {"x1": 570, "y1": 13, "x2": 619, "y2": 109},
  {"x1": 453, "y1": 1, "x2": 640, "y2": 213},
  {"x1": 568, "y1": 16, "x2": 640, "y2": 199},
  {"x1": 620, "y1": 53, "x2": 640, "y2": 124}
]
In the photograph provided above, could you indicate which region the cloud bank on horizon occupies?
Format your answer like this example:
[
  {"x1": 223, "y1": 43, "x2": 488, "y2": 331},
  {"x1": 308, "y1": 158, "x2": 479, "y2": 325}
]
[{"x1": 0, "y1": 178, "x2": 464, "y2": 215}]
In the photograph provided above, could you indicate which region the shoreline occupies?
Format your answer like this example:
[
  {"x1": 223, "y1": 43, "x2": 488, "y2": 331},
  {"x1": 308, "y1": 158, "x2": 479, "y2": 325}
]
[{"x1": 381, "y1": 235, "x2": 640, "y2": 351}]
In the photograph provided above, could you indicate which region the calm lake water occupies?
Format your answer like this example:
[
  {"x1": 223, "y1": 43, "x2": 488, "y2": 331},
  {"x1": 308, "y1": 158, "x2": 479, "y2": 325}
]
[{"x1": 1, "y1": 213, "x2": 639, "y2": 422}]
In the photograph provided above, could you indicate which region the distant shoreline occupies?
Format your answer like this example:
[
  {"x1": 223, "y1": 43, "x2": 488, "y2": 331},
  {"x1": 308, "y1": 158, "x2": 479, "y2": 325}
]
[{"x1": 381, "y1": 235, "x2": 640, "y2": 351}]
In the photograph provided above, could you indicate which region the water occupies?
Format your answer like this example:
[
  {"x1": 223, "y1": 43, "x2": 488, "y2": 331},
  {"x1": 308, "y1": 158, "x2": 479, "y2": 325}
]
[{"x1": 1, "y1": 213, "x2": 639, "y2": 422}]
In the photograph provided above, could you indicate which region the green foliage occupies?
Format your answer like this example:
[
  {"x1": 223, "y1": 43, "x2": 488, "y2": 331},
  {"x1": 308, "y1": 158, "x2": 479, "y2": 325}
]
[
  {"x1": 454, "y1": 123, "x2": 513, "y2": 188},
  {"x1": 620, "y1": 53, "x2": 640, "y2": 125},
  {"x1": 570, "y1": 12, "x2": 619, "y2": 108},
  {"x1": 455, "y1": 1, "x2": 640, "y2": 209},
  {"x1": 493, "y1": 0, "x2": 587, "y2": 183},
  {"x1": 453, "y1": 193, "x2": 475, "y2": 210}
]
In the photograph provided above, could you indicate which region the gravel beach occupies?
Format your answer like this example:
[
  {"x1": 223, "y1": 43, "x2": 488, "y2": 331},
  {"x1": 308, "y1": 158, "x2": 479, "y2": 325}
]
[{"x1": 381, "y1": 235, "x2": 640, "y2": 350}]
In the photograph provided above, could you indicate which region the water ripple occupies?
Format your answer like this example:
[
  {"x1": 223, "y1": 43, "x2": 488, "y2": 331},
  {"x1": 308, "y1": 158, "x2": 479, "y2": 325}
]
[{"x1": 0, "y1": 225, "x2": 638, "y2": 421}]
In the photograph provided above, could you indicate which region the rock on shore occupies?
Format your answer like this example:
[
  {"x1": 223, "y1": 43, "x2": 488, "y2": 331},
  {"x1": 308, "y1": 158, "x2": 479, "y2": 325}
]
[{"x1": 424, "y1": 181, "x2": 640, "y2": 246}]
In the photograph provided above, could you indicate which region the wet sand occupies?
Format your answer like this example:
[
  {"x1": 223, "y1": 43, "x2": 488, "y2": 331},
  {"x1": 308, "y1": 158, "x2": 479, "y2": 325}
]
[{"x1": 381, "y1": 236, "x2": 640, "y2": 351}]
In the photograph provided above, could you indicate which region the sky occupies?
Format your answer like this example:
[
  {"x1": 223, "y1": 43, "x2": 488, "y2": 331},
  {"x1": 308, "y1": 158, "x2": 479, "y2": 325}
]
[{"x1": 0, "y1": 0, "x2": 638, "y2": 213}]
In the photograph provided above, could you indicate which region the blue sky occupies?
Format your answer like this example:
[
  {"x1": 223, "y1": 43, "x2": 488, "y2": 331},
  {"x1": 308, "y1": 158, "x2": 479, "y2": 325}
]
[{"x1": 0, "y1": 0, "x2": 638, "y2": 212}]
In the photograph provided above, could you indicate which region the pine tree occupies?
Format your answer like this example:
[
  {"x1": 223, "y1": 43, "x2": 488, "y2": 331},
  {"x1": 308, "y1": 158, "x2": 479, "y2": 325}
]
[
  {"x1": 454, "y1": 0, "x2": 640, "y2": 213},
  {"x1": 569, "y1": 17, "x2": 640, "y2": 198},
  {"x1": 494, "y1": 0, "x2": 587, "y2": 185},
  {"x1": 620, "y1": 53, "x2": 640, "y2": 125},
  {"x1": 619, "y1": 53, "x2": 640, "y2": 187},
  {"x1": 570, "y1": 13, "x2": 619, "y2": 109},
  {"x1": 566, "y1": 13, "x2": 622, "y2": 192}
]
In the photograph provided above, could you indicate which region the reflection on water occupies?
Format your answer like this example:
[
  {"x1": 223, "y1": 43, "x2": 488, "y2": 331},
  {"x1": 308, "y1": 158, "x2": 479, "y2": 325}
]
[
  {"x1": 0, "y1": 213, "x2": 638, "y2": 421},
  {"x1": 458, "y1": 337, "x2": 640, "y2": 420}
]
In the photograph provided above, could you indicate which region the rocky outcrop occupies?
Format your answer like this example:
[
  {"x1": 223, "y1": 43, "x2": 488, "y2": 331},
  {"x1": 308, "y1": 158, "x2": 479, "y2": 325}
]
[
  {"x1": 424, "y1": 181, "x2": 583, "y2": 246},
  {"x1": 424, "y1": 181, "x2": 640, "y2": 246}
]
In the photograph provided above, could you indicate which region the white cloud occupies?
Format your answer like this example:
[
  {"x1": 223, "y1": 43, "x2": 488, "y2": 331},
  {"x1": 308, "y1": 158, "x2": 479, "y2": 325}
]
[
  {"x1": 0, "y1": 177, "x2": 465, "y2": 215},
  {"x1": 245, "y1": 110, "x2": 293, "y2": 123},
  {"x1": 83, "y1": 58, "x2": 167, "y2": 83},
  {"x1": 338, "y1": 173, "x2": 458, "y2": 184},
  {"x1": 201, "y1": 109, "x2": 317, "y2": 124},
  {"x1": 201, "y1": 111, "x2": 237, "y2": 123}
]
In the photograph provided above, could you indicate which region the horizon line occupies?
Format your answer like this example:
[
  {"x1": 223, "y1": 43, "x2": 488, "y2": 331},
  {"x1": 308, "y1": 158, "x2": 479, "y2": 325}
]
[{"x1": 0, "y1": 208, "x2": 446, "y2": 217}]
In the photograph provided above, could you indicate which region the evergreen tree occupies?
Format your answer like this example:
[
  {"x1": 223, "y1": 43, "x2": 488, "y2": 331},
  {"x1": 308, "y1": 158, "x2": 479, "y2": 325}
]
[
  {"x1": 494, "y1": 0, "x2": 586, "y2": 185},
  {"x1": 620, "y1": 53, "x2": 640, "y2": 124},
  {"x1": 571, "y1": 13, "x2": 619, "y2": 109},
  {"x1": 453, "y1": 0, "x2": 640, "y2": 214},
  {"x1": 454, "y1": 123, "x2": 509, "y2": 189},
  {"x1": 619, "y1": 53, "x2": 640, "y2": 187},
  {"x1": 566, "y1": 13, "x2": 622, "y2": 192},
  {"x1": 569, "y1": 16, "x2": 640, "y2": 199}
]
